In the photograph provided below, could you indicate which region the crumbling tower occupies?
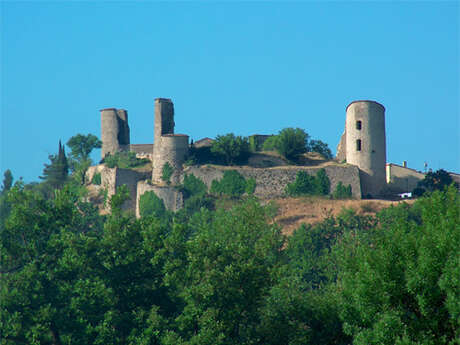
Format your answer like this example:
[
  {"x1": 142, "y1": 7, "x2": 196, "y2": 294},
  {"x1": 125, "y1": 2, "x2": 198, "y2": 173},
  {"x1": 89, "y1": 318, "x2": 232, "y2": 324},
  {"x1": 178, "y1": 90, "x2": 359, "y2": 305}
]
[
  {"x1": 345, "y1": 100, "x2": 386, "y2": 197},
  {"x1": 152, "y1": 98, "x2": 189, "y2": 184},
  {"x1": 100, "y1": 108, "x2": 130, "y2": 158}
]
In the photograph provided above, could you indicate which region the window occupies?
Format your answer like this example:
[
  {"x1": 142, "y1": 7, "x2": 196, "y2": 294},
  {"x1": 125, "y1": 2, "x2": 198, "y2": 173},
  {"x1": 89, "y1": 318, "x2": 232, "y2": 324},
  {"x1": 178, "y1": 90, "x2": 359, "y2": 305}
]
[
  {"x1": 356, "y1": 139, "x2": 361, "y2": 151},
  {"x1": 356, "y1": 120, "x2": 362, "y2": 130}
]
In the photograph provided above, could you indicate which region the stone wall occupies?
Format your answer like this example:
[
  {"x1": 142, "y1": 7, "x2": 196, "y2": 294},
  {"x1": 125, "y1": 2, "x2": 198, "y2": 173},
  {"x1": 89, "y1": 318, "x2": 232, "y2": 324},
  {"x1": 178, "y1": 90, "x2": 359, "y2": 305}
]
[
  {"x1": 183, "y1": 164, "x2": 362, "y2": 199},
  {"x1": 136, "y1": 182, "x2": 184, "y2": 217},
  {"x1": 99, "y1": 166, "x2": 150, "y2": 212},
  {"x1": 386, "y1": 163, "x2": 425, "y2": 193}
]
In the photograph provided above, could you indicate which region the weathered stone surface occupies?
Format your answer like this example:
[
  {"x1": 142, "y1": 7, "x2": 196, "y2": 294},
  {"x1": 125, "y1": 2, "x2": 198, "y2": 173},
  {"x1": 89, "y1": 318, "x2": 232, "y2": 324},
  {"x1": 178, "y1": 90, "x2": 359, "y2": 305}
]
[{"x1": 183, "y1": 164, "x2": 362, "y2": 199}]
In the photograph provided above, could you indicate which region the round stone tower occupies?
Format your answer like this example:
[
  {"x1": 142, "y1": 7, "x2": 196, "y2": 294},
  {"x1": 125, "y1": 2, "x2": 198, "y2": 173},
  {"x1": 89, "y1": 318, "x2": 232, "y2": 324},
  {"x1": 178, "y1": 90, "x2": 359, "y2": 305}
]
[
  {"x1": 100, "y1": 108, "x2": 130, "y2": 159},
  {"x1": 101, "y1": 108, "x2": 120, "y2": 158},
  {"x1": 345, "y1": 100, "x2": 386, "y2": 197},
  {"x1": 152, "y1": 134, "x2": 189, "y2": 184},
  {"x1": 152, "y1": 98, "x2": 189, "y2": 185}
]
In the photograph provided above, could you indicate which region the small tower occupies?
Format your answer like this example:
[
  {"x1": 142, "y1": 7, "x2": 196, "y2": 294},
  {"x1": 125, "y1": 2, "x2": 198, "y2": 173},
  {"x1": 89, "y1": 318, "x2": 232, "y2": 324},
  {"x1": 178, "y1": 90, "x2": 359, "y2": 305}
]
[
  {"x1": 100, "y1": 108, "x2": 130, "y2": 158},
  {"x1": 152, "y1": 98, "x2": 189, "y2": 184},
  {"x1": 345, "y1": 100, "x2": 386, "y2": 197}
]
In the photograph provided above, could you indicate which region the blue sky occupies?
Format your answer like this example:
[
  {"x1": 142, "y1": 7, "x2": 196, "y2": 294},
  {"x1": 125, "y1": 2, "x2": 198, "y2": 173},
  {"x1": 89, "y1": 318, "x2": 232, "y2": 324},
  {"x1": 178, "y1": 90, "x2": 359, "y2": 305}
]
[{"x1": 1, "y1": 1, "x2": 458, "y2": 183}]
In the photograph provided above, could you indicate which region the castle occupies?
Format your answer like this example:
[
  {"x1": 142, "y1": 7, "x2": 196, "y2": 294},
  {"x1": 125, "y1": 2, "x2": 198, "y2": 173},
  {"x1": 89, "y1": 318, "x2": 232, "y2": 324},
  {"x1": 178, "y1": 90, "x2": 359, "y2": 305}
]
[{"x1": 89, "y1": 98, "x2": 432, "y2": 215}]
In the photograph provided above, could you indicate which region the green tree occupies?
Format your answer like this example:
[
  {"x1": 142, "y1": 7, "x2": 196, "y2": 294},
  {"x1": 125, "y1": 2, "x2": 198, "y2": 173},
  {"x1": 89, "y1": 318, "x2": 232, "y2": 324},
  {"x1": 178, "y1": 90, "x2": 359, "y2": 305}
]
[
  {"x1": 180, "y1": 173, "x2": 207, "y2": 199},
  {"x1": 173, "y1": 200, "x2": 285, "y2": 344},
  {"x1": 413, "y1": 169, "x2": 458, "y2": 196},
  {"x1": 39, "y1": 140, "x2": 69, "y2": 193},
  {"x1": 309, "y1": 139, "x2": 333, "y2": 160},
  {"x1": 275, "y1": 128, "x2": 309, "y2": 161},
  {"x1": 1, "y1": 169, "x2": 13, "y2": 193},
  {"x1": 332, "y1": 181, "x2": 352, "y2": 199},
  {"x1": 211, "y1": 133, "x2": 250, "y2": 166},
  {"x1": 314, "y1": 168, "x2": 330, "y2": 195},
  {"x1": 210, "y1": 170, "x2": 247, "y2": 198},
  {"x1": 66, "y1": 133, "x2": 102, "y2": 185},
  {"x1": 139, "y1": 191, "x2": 167, "y2": 219},
  {"x1": 335, "y1": 186, "x2": 460, "y2": 345}
]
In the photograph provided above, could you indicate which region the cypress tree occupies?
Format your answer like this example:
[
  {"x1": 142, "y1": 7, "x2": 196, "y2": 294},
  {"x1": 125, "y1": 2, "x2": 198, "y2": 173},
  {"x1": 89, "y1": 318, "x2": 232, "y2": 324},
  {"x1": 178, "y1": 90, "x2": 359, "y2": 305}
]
[{"x1": 40, "y1": 140, "x2": 69, "y2": 191}]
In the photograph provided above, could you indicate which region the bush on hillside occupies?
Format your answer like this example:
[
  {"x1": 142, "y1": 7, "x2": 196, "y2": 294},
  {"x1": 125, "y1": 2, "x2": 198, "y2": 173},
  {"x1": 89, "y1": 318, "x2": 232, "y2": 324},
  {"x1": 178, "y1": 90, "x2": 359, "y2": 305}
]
[
  {"x1": 210, "y1": 170, "x2": 255, "y2": 198},
  {"x1": 180, "y1": 174, "x2": 207, "y2": 199},
  {"x1": 309, "y1": 139, "x2": 333, "y2": 160},
  {"x1": 139, "y1": 191, "x2": 166, "y2": 218},
  {"x1": 104, "y1": 151, "x2": 150, "y2": 169},
  {"x1": 332, "y1": 182, "x2": 352, "y2": 199},
  {"x1": 211, "y1": 133, "x2": 250, "y2": 166},
  {"x1": 285, "y1": 169, "x2": 330, "y2": 197}
]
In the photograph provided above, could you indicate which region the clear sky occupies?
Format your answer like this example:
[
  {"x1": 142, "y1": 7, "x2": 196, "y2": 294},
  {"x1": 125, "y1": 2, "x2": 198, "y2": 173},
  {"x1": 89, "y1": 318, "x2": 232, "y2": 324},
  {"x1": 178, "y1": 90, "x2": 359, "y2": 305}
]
[{"x1": 1, "y1": 1, "x2": 459, "y2": 183}]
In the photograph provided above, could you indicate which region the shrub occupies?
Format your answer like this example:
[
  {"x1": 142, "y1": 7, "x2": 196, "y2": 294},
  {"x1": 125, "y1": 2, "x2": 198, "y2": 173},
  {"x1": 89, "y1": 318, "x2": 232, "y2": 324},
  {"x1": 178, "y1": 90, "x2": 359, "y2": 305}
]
[
  {"x1": 245, "y1": 178, "x2": 256, "y2": 195},
  {"x1": 210, "y1": 170, "x2": 248, "y2": 198},
  {"x1": 139, "y1": 191, "x2": 166, "y2": 218},
  {"x1": 262, "y1": 135, "x2": 278, "y2": 151},
  {"x1": 314, "y1": 169, "x2": 330, "y2": 195},
  {"x1": 413, "y1": 169, "x2": 458, "y2": 196},
  {"x1": 211, "y1": 133, "x2": 250, "y2": 166},
  {"x1": 104, "y1": 151, "x2": 149, "y2": 169},
  {"x1": 181, "y1": 174, "x2": 207, "y2": 199},
  {"x1": 332, "y1": 182, "x2": 352, "y2": 199},
  {"x1": 161, "y1": 162, "x2": 174, "y2": 184},
  {"x1": 309, "y1": 139, "x2": 333, "y2": 160},
  {"x1": 91, "y1": 172, "x2": 101, "y2": 185},
  {"x1": 275, "y1": 128, "x2": 309, "y2": 162},
  {"x1": 285, "y1": 169, "x2": 331, "y2": 197}
]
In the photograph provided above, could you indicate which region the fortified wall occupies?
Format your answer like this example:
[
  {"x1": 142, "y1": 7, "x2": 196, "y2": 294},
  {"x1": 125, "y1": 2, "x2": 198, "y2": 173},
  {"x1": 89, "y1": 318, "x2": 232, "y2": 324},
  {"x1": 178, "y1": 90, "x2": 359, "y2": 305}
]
[{"x1": 96, "y1": 97, "x2": 428, "y2": 216}]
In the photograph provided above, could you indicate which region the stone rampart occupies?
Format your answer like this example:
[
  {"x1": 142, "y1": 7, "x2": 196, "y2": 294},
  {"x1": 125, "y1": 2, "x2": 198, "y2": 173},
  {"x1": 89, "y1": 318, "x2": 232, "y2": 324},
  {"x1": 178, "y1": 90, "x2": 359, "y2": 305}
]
[
  {"x1": 136, "y1": 182, "x2": 184, "y2": 217},
  {"x1": 183, "y1": 164, "x2": 362, "y2": 199}
]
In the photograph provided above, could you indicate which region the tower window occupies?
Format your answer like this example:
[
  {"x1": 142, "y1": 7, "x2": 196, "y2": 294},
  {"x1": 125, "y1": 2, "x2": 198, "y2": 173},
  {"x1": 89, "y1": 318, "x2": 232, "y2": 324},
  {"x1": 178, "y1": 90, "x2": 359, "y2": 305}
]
[
  {"x1": 356, "y1": 120, "x2": 362, "y2": 130},
  {"x1": 356, "y1": 139, "x2": 362, "y2": 151}
]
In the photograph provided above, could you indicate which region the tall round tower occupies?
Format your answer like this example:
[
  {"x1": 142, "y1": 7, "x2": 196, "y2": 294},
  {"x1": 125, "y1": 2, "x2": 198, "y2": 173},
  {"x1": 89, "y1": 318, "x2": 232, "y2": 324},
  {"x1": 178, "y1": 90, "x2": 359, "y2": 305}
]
[
  {"x1": 345, "y1": 100, "x2": 386, "y2": 197},
  {"x1": 101, "y1": 108, "x2": 120, "y2": 158}
]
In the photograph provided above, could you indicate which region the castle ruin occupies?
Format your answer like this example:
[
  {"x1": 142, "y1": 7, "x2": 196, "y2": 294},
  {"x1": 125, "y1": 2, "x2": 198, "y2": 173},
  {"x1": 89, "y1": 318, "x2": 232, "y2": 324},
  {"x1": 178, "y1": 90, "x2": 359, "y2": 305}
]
[{"x1": 93, "y1": 97, "x2": 426, "y2": 215}]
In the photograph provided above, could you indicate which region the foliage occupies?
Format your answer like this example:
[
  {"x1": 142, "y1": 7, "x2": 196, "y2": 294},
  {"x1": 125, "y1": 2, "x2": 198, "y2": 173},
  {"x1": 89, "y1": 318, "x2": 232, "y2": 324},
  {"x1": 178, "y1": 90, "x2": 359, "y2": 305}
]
[
  {"x1": 67, "y1": 133, "x2": 102, "y2": 163},
  {"x1": 180, "y1": 173, "x2": 207, "y2": 199},
  {"x1": 249, "y1": 135, "x2": 258, "y2": 152},
  {"x1": 139, "y1": 190, "x2": 167, "y2": 219},
  {"x1": 274, "y1": 128, "x2": 309, "y2": 161},
  {"x1": 161, "y1": 162, "x2": 174, "y2": 184},
  {"x1": 245, "y1": 177, "x2": 256, "y2": 195},
  {"x1": 262, "y1": 135, "x2": 278, "y2": 151},
  {"x1": 334, "y1": 186, "x2": 460, "y2": 345},
  {"x1": 1, "y1": 169, "x2": 13, "y2": 193},
  {"x1": 414, "y1": 169, "x2": 458, "y2": 196},
  {"x1": 39, "y1": 140, "x2": 69, "y2": 194},
  {"x1": 210, "y1": 170, "x2": 249, "y2": 198},
  {"x1": 104, "y1": 151, "x2": 150, "y2": 169},
  {"x1": 309, "y1": 139, "x2": 333, "y2": 160},
  {"x1": 172, "y1": 199, "x2": 285, "y2": 344},
  {"x1": 333, "y1": 181, "x2": 352, "y2": 199},
  {"x1": 66, "y1": 133, "x2": 102, "y2": 185},
  {"x1": 285, "y1": 169, "x2": 330, "y2": 197},
  {"x1": 211, "y1": 133, "x2": 250, "y2": 166},
  {"x1": 91, "y1": 172, "x2": 101, "y2": 185}
]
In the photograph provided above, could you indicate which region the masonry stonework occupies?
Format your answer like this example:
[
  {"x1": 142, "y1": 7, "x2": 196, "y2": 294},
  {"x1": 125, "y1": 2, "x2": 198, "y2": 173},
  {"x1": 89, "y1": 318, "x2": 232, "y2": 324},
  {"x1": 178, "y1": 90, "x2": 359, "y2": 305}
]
[{"x1": 344, "y1": 100, "x2": 386, "y2": 197}]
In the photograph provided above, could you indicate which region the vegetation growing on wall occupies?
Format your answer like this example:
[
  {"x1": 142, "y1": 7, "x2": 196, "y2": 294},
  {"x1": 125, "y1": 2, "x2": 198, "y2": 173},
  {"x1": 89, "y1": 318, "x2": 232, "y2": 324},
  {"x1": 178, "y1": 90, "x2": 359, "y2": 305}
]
[
  {"x1": 104, "y1": 151, "x2": 150, "y2": 169},
  {"x1": 285, "y1": 169, "x2": 331, "y2": 197},
  {"x1": 332, "y1": 181, "x2": 352, "y2": 199},
  {"x1": 210, "y1": 170, "x2": 255, "y2": 198}
]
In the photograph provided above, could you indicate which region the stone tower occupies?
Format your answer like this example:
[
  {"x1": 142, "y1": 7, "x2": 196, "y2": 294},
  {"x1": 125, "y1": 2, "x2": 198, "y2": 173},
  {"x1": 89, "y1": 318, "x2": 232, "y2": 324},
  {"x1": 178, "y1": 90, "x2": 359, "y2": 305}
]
[
  {"x1": 152, "y1": 98, "x2": 189, "y2": 184},
  {"x1": 100, "y1": 108, "x2": 130, "y2": 158},
  {"x1": 344, "y1": 100, "x2": 386, "y2": 197}
]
